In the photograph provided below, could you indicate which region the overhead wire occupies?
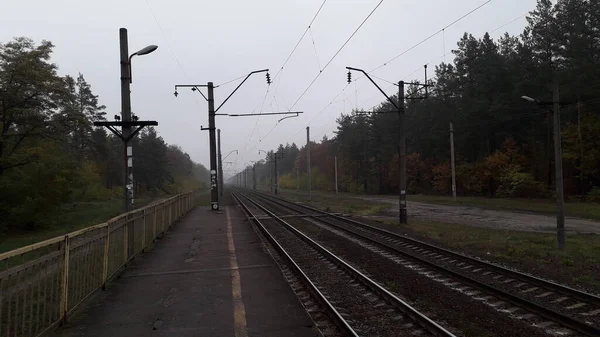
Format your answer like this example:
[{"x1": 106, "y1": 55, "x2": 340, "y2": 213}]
[
  {"x1": 144, "y1": 0, "x2": 190, "y2": 83},
  {"x1": 358, "y1": 10, "x2": 534, "y2": 112},
  {"x1": 309, "y1": 26, "x2": 323, "y2": 72},
  {"x1": 365, "y1": 0, "x2": 492, "y2": 76},
  {"x1": 273, "y1": 0, "x2": 328, "y2": 81},
  {"x1": 260, "y1": 0, "x2": 384, "y2": 145},
  {"x1": 288, "y1": 0, "x2": 385, "y2": 111},
  {"x1": 216, "y1": 74, "x2": 248, "y2": 88}
]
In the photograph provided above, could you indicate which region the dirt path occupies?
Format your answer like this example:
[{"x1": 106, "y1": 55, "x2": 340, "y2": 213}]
[{"x1": 357, "y1": 196, "x2": 600, "y2": 234}]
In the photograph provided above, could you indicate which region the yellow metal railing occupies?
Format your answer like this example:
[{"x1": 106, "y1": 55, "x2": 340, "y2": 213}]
[{"x1": 0, "y1": 191, "x2": 195, "y2": 337}]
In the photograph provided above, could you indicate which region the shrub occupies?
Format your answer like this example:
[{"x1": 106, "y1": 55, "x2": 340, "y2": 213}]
[
  {"x1": 431, "y1": 162, "x2": 451, "y2": 195},
  {"x1": 456, "y1": 163, "x2": 485, "y2": 196},
  {"x1": 497, "y1": 168, "x2": 550, "y2": 198},
  {"x1": 588, "y1": 187, "x2": 600, "y2": 202}
]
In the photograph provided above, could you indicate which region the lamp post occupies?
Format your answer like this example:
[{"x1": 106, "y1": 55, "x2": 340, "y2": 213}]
[
  {"x1": 95, "y1": 28, "x2": 158, "y2": 213},
  {"x1": 522, "y1": 89, "x2": 566, "y2": 249}
]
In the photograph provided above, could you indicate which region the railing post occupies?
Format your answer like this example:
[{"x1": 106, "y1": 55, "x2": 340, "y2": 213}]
[
  {"x1": 153, "y1": 205, "x2": 157, "y2": 240},
  {"x1": 123, "y1": 218, "x2": 129, "y2": 264},
  {"x1": 168, "y1": 200, "x2": 172, "y2": 228},
  {"x1": 102, "y1": 224, "x2": 110, "y2": 290},
  {"x1": 142, "y1": 210, "x2": 146, "y2": 252},
  {"x1": 59, "y1": 235, "x2": 70, "y2": 324}
]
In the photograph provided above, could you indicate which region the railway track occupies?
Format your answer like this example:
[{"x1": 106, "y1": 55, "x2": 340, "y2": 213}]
[
  {"x1": 243, "y1": 189, "x2": 600, "y2": 336},
  {"x1": 232, "y1": 191, "x2": 457, "y2": 337}
]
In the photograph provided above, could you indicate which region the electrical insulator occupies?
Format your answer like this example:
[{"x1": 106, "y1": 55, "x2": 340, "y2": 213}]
[
  {"x1": 266, "y1": 72, "x2": 271, "y2": 85},
  {"x1": 174, "y1": 90, "x2": 178, "y2": 97},
  {"x1": 347, "y1": 71, "x2": 352, "y2": 84}
]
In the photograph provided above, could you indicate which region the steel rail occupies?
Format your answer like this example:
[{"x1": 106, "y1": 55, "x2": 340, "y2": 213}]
[
  {"x1": 231, "y1": 192, "x2": 359, "y2": 337},
  {"x1": 248, "y1": 190, "x2": 600, "y2": 337},
  {"x1": 235, "y1": 190, "x2": 457, "y2": 337}
]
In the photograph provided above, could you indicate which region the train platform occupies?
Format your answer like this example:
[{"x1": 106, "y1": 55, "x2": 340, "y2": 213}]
[{"x1": 51, "y1": 203, "x2": 318, "y2": 337}]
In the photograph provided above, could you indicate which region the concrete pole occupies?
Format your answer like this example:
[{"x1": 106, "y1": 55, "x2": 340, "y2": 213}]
[
  {"x1": 119, "y1": 28, "x2": 133, "y2": 213},
  {"x1": 398, "y1": 81, "x2": 407, "y2": 223},
  {"x1": 207, "y1": 82, "x2": 219, "y2": 210},
  {"x1": 296, "y1": 168, "x2": 299, "y2": 191},
  {"x1": 274, "y1": 157, "x2": 279, "y2": 195},
  {"x1": 307, "y1": 126, "x2": 311, "y2": 201},
  {"x1": 334, "y1": 155, "x2": 338, "y2": 195},
  {"x1": 253, "y1": 164, "x2": 256, "y2": 190},
  {"x1": 269, "y1": 159, "x2": 273, "y2": 194},
  {"x1": 450, "y1": 123, "x2": 457, "y2": 201},
  {"x1": 217, "y1": 129, "x2": 223, "y2": 197},
  {"x1": 553, "y1": 81, "x2": 565, "y2": 249}
]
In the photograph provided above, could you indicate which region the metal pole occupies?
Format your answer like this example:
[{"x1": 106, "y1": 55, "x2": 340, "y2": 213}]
[
  {"x1": 398, "y1": 81, "x2": 407, "y2": 223},
  {"x1": 334, "y1": 155, "x2": 338, "y2": 195},
  {"x1": 307, "y1": 126, "x2": 311, "y2": 201},
  {"x1": 218, "y1": 129, "x2": 223, "y2": 197},
  {"x1": 450, "y1": 123, "x2": 457, "y2": 201},
  {"x1": 120, "y1": 28, "x2": 133, "y2": 212},
  {"x1": 553, "y1": 81, "x2": 565, "y2": 249},
  {"x1": 296, "y1": 168, "x2": 299, "y2": 191},
  {"x1": 207, "y1": 82, "x2": 219, "y2": 210},
  {"x1": 253, "y1": 164, "x2": 256, "y2": 190}
]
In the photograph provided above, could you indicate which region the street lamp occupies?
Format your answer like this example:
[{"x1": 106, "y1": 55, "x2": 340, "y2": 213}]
[
  {"x1": 521, "y1": 88, "x2": 565, "y2": 249},
  {"x1": 128, "y1": 45, "x2": 158, "y2": 84},
  {"x1": 521, "y1": 96, "x2": 539, "y2": 104}
]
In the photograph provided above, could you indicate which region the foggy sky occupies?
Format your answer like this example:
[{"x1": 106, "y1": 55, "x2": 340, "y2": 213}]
[{"x1": 0, "y1": 0, "x2": 538, "y2": 179}]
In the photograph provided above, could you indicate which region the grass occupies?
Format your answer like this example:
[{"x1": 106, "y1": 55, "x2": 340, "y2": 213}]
[
  {"x1": 275, "y1": 187, "x2": 600, "y2": 291},
  {"x1": 277, "y1": 189, "x2": 389, "y2": 216},
  {"x1": 389, "y1": 220, "x2": 600, "y2": 291},
  {"x1": 194, "y1": 189, "x2": 211, "y2": 207},
  {"x1": 279, "y1": 188, "x2": 600, "y2": 221},
  {"x1": 0, "y1": 192, "x2": 197, "y2": 254},
  {"x1": 408, "y1": 194, "x2": 600, "y2": 221}
]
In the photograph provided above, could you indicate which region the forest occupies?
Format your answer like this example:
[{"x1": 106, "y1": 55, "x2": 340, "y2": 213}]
[
  {"x1": 0, "y1": 37, "x2": 209, "y2": 232},
  {"x1": 246, "y1": 0, "x2": 600, "y2": 202}
]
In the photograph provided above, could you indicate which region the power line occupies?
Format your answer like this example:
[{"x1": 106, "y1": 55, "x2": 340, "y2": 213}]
[
  {"x1": 273, "y1": 0, "x2": 328, "y2": 81},
  {"x1": 216, "y1": 74, "x2": 248, "y2": 87},
  {"x1": 309, "y1": 26, "x2": 322, "y2": 72},
  {"x1": 144, "y1": 0, "x2": 205, "y2": 113},
  {"x1": 144, "y1": 0, "x2": 189, "y2": 82},
  {"x1": 258, "y1": 1, "x2": 384, "y2": 146},
  {"x1": 366, "y1": 0, "x2": 492, "y2": 75},
  {"x1": 242, "y1": 87, "x2": 270, "y2": 150},
  {"x1": 289, "y1": 0, "x2": 385, "y2": 110}
]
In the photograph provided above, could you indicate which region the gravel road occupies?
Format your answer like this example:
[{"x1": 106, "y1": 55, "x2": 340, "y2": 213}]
[{"x1": 358, "y1": 196, "x2": 600, "y2": 234}]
